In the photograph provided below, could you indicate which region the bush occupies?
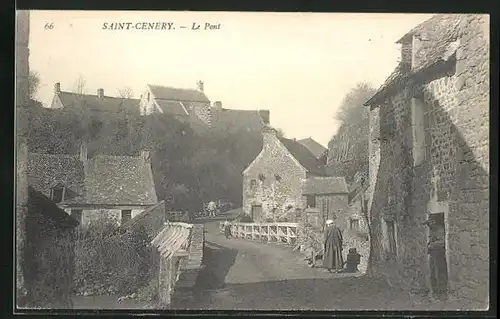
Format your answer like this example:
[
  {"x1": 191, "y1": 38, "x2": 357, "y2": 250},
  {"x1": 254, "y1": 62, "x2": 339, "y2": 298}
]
[{"x1": 74, "y1": 215, "x2": 155, "y2": 296}]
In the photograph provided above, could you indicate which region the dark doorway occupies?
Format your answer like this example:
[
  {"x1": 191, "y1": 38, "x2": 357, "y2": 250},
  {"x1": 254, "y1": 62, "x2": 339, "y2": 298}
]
[
  {"x1": 121, "y1": 209, "x2": 132, "y2": 224},
  {"x1": 251, "y1": 205, "x2": 262, "y2": 223},
  {"x1": 427, "y1": 212, "x2": 448, "y2": 299}
]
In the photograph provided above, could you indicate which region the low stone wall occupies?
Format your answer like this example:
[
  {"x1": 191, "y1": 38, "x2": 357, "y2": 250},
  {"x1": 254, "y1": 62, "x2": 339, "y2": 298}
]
[{"x1": 170, "y1": 224, "x2": 205, "y2": 308}]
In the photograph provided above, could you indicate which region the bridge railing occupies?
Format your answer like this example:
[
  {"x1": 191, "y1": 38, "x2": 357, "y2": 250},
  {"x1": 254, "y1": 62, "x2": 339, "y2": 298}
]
[{"x1": 219, "y1": 222, "x2": 299, "y2": 246}]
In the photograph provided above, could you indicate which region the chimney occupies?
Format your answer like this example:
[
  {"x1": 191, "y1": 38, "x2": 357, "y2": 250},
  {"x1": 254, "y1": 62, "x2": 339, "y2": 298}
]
[
  {"x1": 79, "y1": 141, "x2": 88, "y2": 162},
  {"x1": 261, "y1": 125, "x2": 278, "y2": 148},
  {"x1": 196, "y1": 80, "x2": 204, "y2": 92},
  {"x1": 97, "y1": 88, "x2": 104, "y2": 98},
  {"x1": 212, "y1": 101, "x2": 222, "y2": 109},
  {"x1": 54, "y1": 82, "x2": 61, "y2": 95},
  {"x1": 259, "y1": 110, "x2": 270, "y2": 124}
]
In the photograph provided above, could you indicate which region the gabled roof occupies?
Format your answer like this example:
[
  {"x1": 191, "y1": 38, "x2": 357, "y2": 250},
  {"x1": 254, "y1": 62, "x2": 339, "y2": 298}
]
[
  {"x1": 297, "y1": 138, "x2": 327, "y2": 159},
  {"x1": 365, "y1": 14, "x2": 461, "y2": 106},
  {"x1": 148, "y1": 84, "x2": 209, "y2": 103},
  {"x1": 279, "y1": 138, "x2": 326, "y2": 176},
  {"x1": 27, "y1": 153, "x2": 86, "y2": 204},
  {"x1": 28, "y1": 186, "x2": 79, "y2": 228},
  {"x1": 211, "y1": 108, "x2": 268, "y2": 133},
  {"x1": 303, "y1": 176, "x2": 349, "y2": 195},
  {"x1": 27, "y1": 152, "x2": 158, "y2": 206},
  {"x1": 120, "y1": 200, "x2": 166, "y2": 238},
  {"x1": 57, "y1": 91, "x2": 140, "y2": 115},
  {"x1": 83, "y1": 155, "x2": 158, "y2": 205}
]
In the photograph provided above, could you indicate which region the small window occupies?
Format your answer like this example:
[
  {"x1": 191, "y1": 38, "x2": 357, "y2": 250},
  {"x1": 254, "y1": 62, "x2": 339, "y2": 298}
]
[
  {"x1": 71, "y1": 209, "x2": 83, "y2": 224},
  {"x1": 121, "y1": 210, "x2": 132, "y2": 223},
  {"x1": 350, "y1": 218, "x2": 360, "y2": 230},
  {"x1": 147, "y1": 92, "x2": 150, "y2": 102},
  {"x1": 275, "y1": 174, "x2": 281, "y2": 182},
  {"x1": 51, "y1": 186, "x2": 65, "y2": 203},
  {"x1": 258, "y1": 173, "x2": 265, "y2": 182},
  {"x1": 306, "y1": 195, "x2": 316, "y2": 208},
  {"x1": 250, "y1": 179, "x2": 257, "y2": 189}
]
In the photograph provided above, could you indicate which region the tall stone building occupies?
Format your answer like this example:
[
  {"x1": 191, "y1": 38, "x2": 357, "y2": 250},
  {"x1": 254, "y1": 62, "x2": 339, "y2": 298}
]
[
  {"x1": 365, "y1": 14, "x2": 489, "y2": 308},
  {"x1": 15, "y1": 10, "x2": 30, "y2": 306}
]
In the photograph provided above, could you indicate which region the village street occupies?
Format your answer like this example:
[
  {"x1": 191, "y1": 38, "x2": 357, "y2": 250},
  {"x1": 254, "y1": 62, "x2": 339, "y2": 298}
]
[{"x1": 184, "y1": 217, "x2": 418, "y2": 311}]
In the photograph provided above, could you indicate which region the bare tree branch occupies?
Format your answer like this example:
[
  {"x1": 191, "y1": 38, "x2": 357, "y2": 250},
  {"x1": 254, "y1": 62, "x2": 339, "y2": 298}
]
[
  {"x1": 28, "y1": 71, "x2": 40, "y2": 100},
  {"x1": 117, "y1": 87, "x2": 134, "y2": 99},
  {"x1": 73, "y1": 75, "x2": 87, "y2": 95}
]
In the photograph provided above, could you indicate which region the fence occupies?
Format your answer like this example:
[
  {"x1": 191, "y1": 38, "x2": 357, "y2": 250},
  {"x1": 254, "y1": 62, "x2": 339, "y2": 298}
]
[{"x1": 220, "y1": 222, "x2": 299, "y2": 246}]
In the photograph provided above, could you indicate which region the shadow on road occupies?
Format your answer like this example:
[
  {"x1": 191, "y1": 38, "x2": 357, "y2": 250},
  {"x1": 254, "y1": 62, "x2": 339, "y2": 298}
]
[
  {"x1": 195, "y1": 241, "x2": 238, "y2": 290},
  {"x1": 188, "y1": 275, "x2": 465, "y2": 311}
]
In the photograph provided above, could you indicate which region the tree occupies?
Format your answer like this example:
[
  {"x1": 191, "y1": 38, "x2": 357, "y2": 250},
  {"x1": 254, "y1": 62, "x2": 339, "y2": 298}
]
[
  {"x1": 118, "y1": 87, "x2": 134, "y2": 99},
  {"x1": 327, "y1": 82, "x2": 376, "y2": 184},
  {"x1": 73, "y1": 75, "x2": 87, "y2": 95},
  {"x1": 28, "y1": 71, "x2": 40, "y2": 100}
]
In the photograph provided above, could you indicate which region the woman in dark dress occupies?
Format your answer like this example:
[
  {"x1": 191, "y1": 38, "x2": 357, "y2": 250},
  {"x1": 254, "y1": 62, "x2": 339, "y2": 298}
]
[{"x1": 323, "y1": 219, "x2": 344, "y2": 273}]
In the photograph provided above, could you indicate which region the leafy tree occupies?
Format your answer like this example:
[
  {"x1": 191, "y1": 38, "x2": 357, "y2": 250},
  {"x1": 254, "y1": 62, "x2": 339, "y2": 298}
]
[
  {"x1": 28, "y1": 71, "x2": 40, "y2": 100},
  {"x1": 327, "y1": 82, "x2": 376, "y2": 185}
]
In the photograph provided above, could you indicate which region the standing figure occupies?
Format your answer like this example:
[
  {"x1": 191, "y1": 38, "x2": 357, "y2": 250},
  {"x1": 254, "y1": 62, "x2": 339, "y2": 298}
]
[
  {"x1": 207, "y1": 201, "x2": 216, "y2": 218},
  {"x1": 323, "y1": 219, "x2": 344, "y2": 273},
  {"x1": 343, "y1": 248, "x2": 361, "y2": 273},
  {"x1": 223, "y1": 220, "x2": 232, "y2": 239}
]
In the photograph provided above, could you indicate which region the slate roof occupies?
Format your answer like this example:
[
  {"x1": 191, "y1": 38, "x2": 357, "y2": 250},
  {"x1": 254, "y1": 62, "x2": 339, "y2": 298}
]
[
  {"x1": 155, "y1": 100, "x2": 189, "y2": 116},
  {"x1": 27, "y1": 152, "x2": 157, "y2": 206},
  {"x1": 84, "y1": 155, "x2": 158, "y2": 205},
  {"x1": 120, "y1": 200, "x2": 166, "y2": 238},
  {"x1": 297, "y1": 138, "x2": 327, "y2": 159},
  {"x1": 151, "y1": 223, "x2": 192, "y2": 259},
  {"x1": 303, "y1": 176, "x2": 349, "y2": 195},
  {"x1": 148, "y1": 84, "x2": 209, "y2": 103},
  {"x1": 211, "y1": 108, "x2": 268, "y2": 133},
  {"x1": 365, "y1": 14, "x2": 462, "y2": 106},
  {"x1": 58, "y1": 91, "x2": 140, "y2": 115},
  {"x1": 28, "y1": 186, "x2": 80, "y2": 228},
  {"x1": 279, "y1": 138, "x2": 326, "y2": 176},
  {"x1": 27, "y1": 153, "x2": 86, "y2": 204}
]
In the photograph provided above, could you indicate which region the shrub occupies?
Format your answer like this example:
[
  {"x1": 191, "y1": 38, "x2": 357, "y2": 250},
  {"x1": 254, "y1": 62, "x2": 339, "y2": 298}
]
[{"x1": 74, "y1": 215, "x2": 155, "y2": 296}]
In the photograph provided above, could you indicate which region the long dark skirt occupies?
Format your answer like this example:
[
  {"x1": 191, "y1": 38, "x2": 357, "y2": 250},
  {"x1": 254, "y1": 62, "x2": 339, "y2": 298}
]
[
  {"x1": 224, "y1": 225, "x2": 232, "y2": 238},
  {"x1": 429, "y1": 246, "x2": 448, "y2": 299}
]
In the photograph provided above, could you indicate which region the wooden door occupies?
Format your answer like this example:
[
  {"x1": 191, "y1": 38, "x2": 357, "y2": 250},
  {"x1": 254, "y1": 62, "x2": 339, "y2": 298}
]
[
  {"x1": 427, "y1": 213, "x2": 448, "y2": 299},
  {"x1": 251, "y1": 205, "x2": 262, "y2": 223}
]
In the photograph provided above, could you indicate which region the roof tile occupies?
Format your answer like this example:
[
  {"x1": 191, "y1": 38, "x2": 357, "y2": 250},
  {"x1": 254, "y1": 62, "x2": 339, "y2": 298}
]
[
  {"x1": 148, "y1": 84, "x2": 209, "y2": 103},
  {"x1": 279, "y1": 138, "x2": 326, "y2": 176},
  {"x1": 303, "y1": 176, "x2": 349, "y2": 195}
]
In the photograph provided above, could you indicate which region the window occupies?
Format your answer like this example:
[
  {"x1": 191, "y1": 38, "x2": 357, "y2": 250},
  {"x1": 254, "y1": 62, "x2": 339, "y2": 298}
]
[
  {"x1": 411, "y1": 97, "x2": 426, "y2": 166},
  {"x1": 147, "y1": 92, "x2": 150, "y2": 101},
  {"x1": 250, "y1": 179, "x2": 257, "y2": 189},
  {"x1": 121, "y1": 210, "x2": 132, "y2": 223},
  {"x1": 275, "y1": 174, "x2": 281, "y2": 182},
  {"x1": 258, "y1": 173, "x2": 265, "y2": 182},
  {"x1": 385, "y1": 219, "x2": 397, "y2": 257},
  {"x1": 306, "y1": 195, "x2": 316, "y2": 208},
  {"x1": 51, "y1": 186, "x2": 65, "y2": 203},
  {"x1": 71, "y1": 209, "x2": 83, "y2": 224},
  {"x1": 350, "y1": 218, "x2": 360, "y2": 230}
]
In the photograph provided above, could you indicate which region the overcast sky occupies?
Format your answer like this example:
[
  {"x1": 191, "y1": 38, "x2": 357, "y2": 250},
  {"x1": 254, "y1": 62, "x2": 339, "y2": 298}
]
[{"x1": 28, "y1": 11, "x2": 433, "y2": 146}]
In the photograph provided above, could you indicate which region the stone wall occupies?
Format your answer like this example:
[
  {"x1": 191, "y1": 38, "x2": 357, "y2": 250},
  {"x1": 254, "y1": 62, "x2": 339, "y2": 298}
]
[
  {"x1": 170, "y1": 225, "x2": 205, "y2": 308},
  {"x1": 368, "y1": 14, "x2": 489, "y2": 309},
  {"x1": 192, "y1": 102, "x2": 211, "y2": 126},
  {"x1": 243, "y1": 132, "x2": 307, "y2": 222},
  {"x1": 339, "y1": 196, "x2": 370, "y2": 274}
]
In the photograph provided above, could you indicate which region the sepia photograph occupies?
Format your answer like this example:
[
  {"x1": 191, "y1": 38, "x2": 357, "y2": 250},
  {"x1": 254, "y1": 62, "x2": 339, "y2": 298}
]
[{"x1": 15, "y1": 10, "x2": 490, "y2": 312}]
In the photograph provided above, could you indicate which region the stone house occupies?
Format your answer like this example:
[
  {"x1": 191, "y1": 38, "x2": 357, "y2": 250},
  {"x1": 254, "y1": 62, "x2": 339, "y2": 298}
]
[
  {"x1": 303, "y1": 176, "x2": 349, "y2": 224},
  {"x1": 139, "y1": 81, "x2": 270, "y2": 133},
  {"x1": 243, "y1": 125, "x2": 347, "y2": 222},
  {"x1": 27, "y1": 145, "x2": 158, "y2": 227},
  {"x1": 22, "y1": 186, "x2": 79, "y2": 308},
  {"x1": 364, "y1": 14, "x2": 489, "y2": 308},
  {"x1": 297, "y1": 137, "x2": 328, "y2": 165}
]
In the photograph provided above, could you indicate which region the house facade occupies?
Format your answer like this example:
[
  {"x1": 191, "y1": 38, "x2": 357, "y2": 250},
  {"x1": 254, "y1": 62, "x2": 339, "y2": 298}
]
[
  {"x1": 243, "y1": 126, "x2": 347, "y2": 223},
  {"x1": 364, "y1": 14, "x2": 489, "y2": 307},
  {"x1": 139, "y1": 81, "x2": 270, "y2": 133},
  {"x1": 27, "y1": 145, "x2": 158, "y2": 227}
]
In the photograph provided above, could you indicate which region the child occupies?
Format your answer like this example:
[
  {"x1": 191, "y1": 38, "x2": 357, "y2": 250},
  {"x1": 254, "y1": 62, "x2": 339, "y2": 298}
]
[
  {"x1": 223, "y1": 220, "x2": 232, "y2": 239},
  {"x1": 343, "y1": 248, "x2": 361, "y2": 273}
]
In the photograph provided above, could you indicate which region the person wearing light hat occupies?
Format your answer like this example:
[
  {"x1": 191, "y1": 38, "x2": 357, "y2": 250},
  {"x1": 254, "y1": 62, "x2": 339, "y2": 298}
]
[{"x1": 323, "y1": 219, "x2": 344, "y2": 273}]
